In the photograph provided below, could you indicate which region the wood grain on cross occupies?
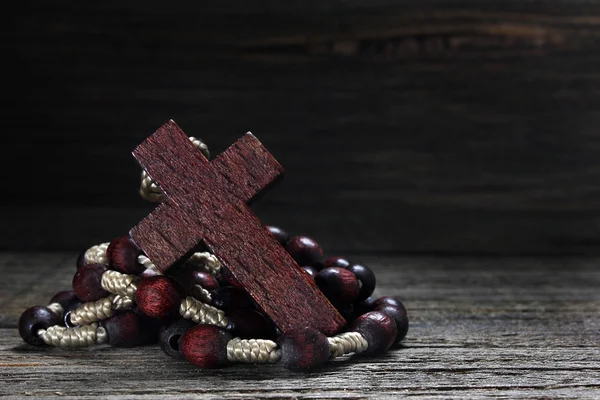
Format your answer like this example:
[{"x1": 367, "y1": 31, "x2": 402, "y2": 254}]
[{"x1": 129, "y1": 120, "x2": 345, "y2": 335}]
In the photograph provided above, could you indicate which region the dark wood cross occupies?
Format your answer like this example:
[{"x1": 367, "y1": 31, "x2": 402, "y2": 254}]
[{"x1": 129, "y1": 120, "x2": 345, "y2": 336}]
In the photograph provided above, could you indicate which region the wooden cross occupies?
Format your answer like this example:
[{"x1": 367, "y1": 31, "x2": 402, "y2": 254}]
[{"x1": 129, "y1": 120, "x2": 345, "y2": 336}]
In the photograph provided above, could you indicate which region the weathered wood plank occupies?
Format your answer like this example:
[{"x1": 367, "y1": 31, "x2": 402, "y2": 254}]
[{"x1": 1, "y1": 253, "x2": 599, "y2": 398}]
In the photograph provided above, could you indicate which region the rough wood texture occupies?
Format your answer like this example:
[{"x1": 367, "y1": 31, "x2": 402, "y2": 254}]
[
  {"x1": 2, "y1": 253, "x2": 599, "y2": 398},
  {"x1": 9, "y1": 2, "x2": 600, "y2": 254},
  {"x1": 131, "y1": 121, "x2": 344, "y2": 335}
]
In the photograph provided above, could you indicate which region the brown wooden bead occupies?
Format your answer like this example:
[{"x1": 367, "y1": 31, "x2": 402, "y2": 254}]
[
  {"x1": 75, "y1": 250, "x2": 87, "y2": 269},
  {"x1": 347, "y1": 264, "x2": 376, "y2": 301},
  {"x1": 159, "y1": 319, "x2": 196, "y2": 359},
  {"x1": 226, "y1": 308, "x2": 274, "y2": 339},
  {"x1": 351, "y1": 311, "x2": 397, "y2": 356},
  {"x1": 168, "y1": 265, "x2": 220, "y2": 292},
  {"x1": 301, "y1": 266, "x2": 318, "y2": 279},
  {"x1": 323, "y1": 256, "x2": 351, "y2": 269},
  {"x1": 18, "y1": 306, "x2": 62, "y2": 345},
  {"x1": 107, "y1": 236, "x2": 144, "y2": 274},
  {"x1": 211, "y1": 286, "x2": 254, "y2": 311},
  {"x1": 277, "y1": 326, "x2": 330, "y2": 371},
  {"x1": 354, "y1": 296, "x2": 376, "y2": 316},
  {"x1": 218, "y1": 267, "x2": 243, "y2": 289},
  {"x1": 265, "y1": 225, "x2": 289, "y2": 245},
  {"x1": 375, "y1": 304, "x2": 409, "y2": 343},
  {"x1": 315, "y1": 267, "x2": 360, "y2": 307},
  {"x1": 136, "y1": 276, "x2": 182, "y2": 319},
  {"x1": 372, "y1": 296, "x2": 404, "y2": 309},
  {"x1": 285, "y1": 236, "x2": 324, "y2": 267},
  {"x1": 101, "y1": 311, "x2": 156, "y2": 347},
  {"x1": 180, "y1": 325, "x2": 232, "y2": 368},
  {"x1": 72, "y1": 263, "x2": 108, "y2": 302}
]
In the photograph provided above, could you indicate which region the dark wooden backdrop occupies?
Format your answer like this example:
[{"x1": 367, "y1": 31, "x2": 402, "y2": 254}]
[{"x1": 6, "y1": 1, "x2": 600, "y2": 254}]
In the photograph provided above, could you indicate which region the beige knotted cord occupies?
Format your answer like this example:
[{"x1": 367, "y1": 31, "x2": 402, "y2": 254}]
[
  {"x1": 69, "y1": 294, "x2": 134, "y2": 326},
  {"x1": 327, "y1": 331, "x2": 369, "y2": 358},
  {"x1": 140, "y1": 136, "x2": 209, "y2": 202},
  {"x1": 179, "y1": 296, "x2": 228, "y2": 328},
  {"x1": 101, "y1": 270, "x2": 139, "y2": 297},
  {"x1": 47, "y1": 302, "x2": 64, "y2": 319},
  {"x1": 38, "y1": 323, "x2": 108, "y2": 348},
  {"x1": 226, "y1": 337, "x2": 281, "y2": 363},
  {"x1": 186, "y1": 252, "x2": 222, "y2": 276},
  {"x1": 84, "y1": 243, "x2": 109, "y2": 265},
  {"x1": 137, "y1": 255, "x2": 161, "y2": 274}
]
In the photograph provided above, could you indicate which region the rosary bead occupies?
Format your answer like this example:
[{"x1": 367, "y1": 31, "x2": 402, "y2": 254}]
[
  {"x1": 159, "y1": 319, "x2": 195, "y2": 359},
  {"x1": 101, "y1": 311, "x2": 155, "y2": 347},
  {"x1": 315, "y1": 267, "x2": 360, "y2": 307},
  {"x1": 301, "y1": 266, "x2": 318, "y2": 279},
  {"x1": 351, "y1": 311, "x2": 397, "y2": 356},
  {"x1": 72, "y1": 263, "x2": 109, "y2": 302},
  {"x1": 346, "y1": 264, "x2": 376, "y2": 301},
  {"x1": 168, "y1": 266, "x2": 219, "y2": 292},
  {"x1": 354, "y1": 296, "x2": 376, "y2": 316},
  {"x1": 372, "y1": 296, "x2": 404, "y2": 309},
  {"x1": 285, "y1": 236, "x2": 324, "y2": 267},
  {"x1": 18, "y1": 306, "x2": 62, "y2": 345},
  {"x1": 219, "y1": 267, "x2": 243, "y2": 289},
  {"x1": 211, "y1": 286, "x2": 254, "y2": 311},
  {"x1": 226, "y1": 308, "x2": 274, "y2": 339},
  {"x1": 375, "y1": 304, "x2": 409, "y2": 343},
  {"x1": 278, "y1": 326, "x2": 330, "y2": 371},
  {"x1": 140, "y1": 268, "x2": 160, "y2": 279},
  {"x1": 106, "y1": 236, "x2": 144, "y2": 274},
  {"x1": 49, "y1": 290, "x2": 79, "y2": 309},
  {"x1": 265, "y1": 225, "x2": 290, "y2": 245},
  {"x1": 76, "y1": 250, "x2": 87, "y2": 269},
  {"x1": 180, "y1": 325, "x2": 232, "y2": 368},
  {"x1": 136, "y1": 276, "x2": 182, "y2": 319},
  {"x1": 323, "y1": 256, "x2": 351, "y2": 269}
]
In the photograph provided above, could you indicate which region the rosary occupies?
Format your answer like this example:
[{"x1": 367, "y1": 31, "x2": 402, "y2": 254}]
[{"x1": 18, "y1": 121, "x2": 409, "y2": 371}]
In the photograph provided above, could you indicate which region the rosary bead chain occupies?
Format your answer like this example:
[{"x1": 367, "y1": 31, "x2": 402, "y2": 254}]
[
  {"x1": 46, "y1": 302, "x2": 64, "y2": 319},
  {"x1": 38, "y1": 323, "x2": 108, "y2": 348},
  {"x1": 328, "y1": 331, "x2": 368, "y2": 358},
  {"x1": 101, "y1": 270, "x2": 140, "y2": 298},
  {"x1": 180, "y1": 296, "x2": 228, "y2": 327},
  {"x1": 226, "y1": 337, "x2": 281, "y2": 363},
  {"x1": 69, "y1": 294, "x2": 133, "y2": 326},
  {"x1": 83, "y1": 243, "x2": 110, "y2": 265}
]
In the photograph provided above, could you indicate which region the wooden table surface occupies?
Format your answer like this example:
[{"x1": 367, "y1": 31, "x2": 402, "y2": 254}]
[{"x1": 1, "y1": 253, "x2": 599, "y2": 399}]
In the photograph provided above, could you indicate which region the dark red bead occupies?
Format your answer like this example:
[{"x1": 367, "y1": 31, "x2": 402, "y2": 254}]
[
  {"x1": 49, "y1": 290, "x2": 79, "y2": 309},
  {"x1": 140, "y1": 268, "x2": 160, "y2": 279},
  {"x1": 265, "y1": 225, "x2": 290, "y2": 245},
  {"x1": 351, "y1": 311, "x2": 397, "y2": 356},
  {"x1": 301, "y1": 266, "x2": 318, "y2": 279},
  {"x1": 180, "y1": 325, "x2": 232, "y2": 368},
  {"x1": 72, "y1": 263, "x2": 109, "y2": 302},
  {"x1": 354, "y1": 296, "x2": 377, "y2": 316},
  {"x1": 219, "y1": 267, "x2": 243, "y2": 289},
  {"x1": 375, "y1": 304, "x2": 409, "y2": 343},
  {"x1": 347, "y1": 264, "x2": 376, "y2": 301},
  {"x1": 106, "y1": 236, "x2": 144, "y2": 274},
  {"x1": 226, "y1": 308, "x2": 274, "y2": 339},
  {"x1": 136, "y1": 276, "x2": 182, "y2": 319},
  {"x1": 372, "y1": 296, "x2": 404, "y2": 309},
  {"x1": 315, "y1": 267, "x2": 360, "y2": 306},
  {"x1": 159, "y1": 319, "x2": 196, "y2": 359},
  {"x1": 18, "y1": 306, "x2": 62, "y2": 345},
  {"x1": 101, "y1": 311, "x2": 156, "y2": 347},
  {"x1": 278, "y1": 327, "x2": 330, "y2": 371},
  {"x1": 168, "y1": 266, "x2": 219, "y2": 293},
  {"x1": 76, "y1": 250, "x2": 87, "y2": 269},
  {"x1": 285, "y1": 236, "x2": 324, "y2": 267},
  {"x1": 323, "y1": 256, "x2": 351, "y2": 269},
  {"x1": 211, "y1": 286, "x2": 254, "y2": 311}
]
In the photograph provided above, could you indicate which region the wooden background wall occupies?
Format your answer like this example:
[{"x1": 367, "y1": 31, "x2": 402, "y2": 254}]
[{"x1": 6, "y1": 1, "x2": 600, "y2": 254}]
